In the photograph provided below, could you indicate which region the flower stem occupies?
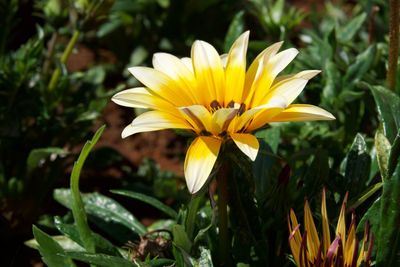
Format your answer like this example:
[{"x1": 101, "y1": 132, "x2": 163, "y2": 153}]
[
  {"x1": 48, "y1": 30, "x2": 80, "y2": 92},
  {"x1": 387, "y1": 0, "x2": 399, "y2": 91},
  {"x1": 217, "y1": 163, "x2": 230, "y2": 266}
]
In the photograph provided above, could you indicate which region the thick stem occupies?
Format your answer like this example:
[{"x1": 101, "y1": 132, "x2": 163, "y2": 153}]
[
  {"x1": 387, "y1": 0, "x2": 399, "y2": 91},
  {"x1": 217, "y1": 163, "x2": 230, "y2": 266},
  {"x1": 48, "y1": 30, "x2": 80, "y2": 92}
]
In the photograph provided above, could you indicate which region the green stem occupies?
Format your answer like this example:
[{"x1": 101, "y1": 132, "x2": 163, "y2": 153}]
[
  {"x1": 48, "y1": 30, "x2": 80, "y2": 92},
  {"x1": 387, "y1": 0, "x2": 399, "y2": 91},
  {"x1": 218, "y1": 163, "x2": 230, "y2": 266}
]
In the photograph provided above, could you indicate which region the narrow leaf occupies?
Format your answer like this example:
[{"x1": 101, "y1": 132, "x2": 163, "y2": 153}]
[
  {"x1": 336, "y1": 12, "x2": 367, "y2": 42},
  {"x1": 172, "y1": 224, "x2": 192, "y2": 253},
  {"x1": 70, "y1": 125, "x2": 105, "y2": 253},
  {"x1": 370, "y1": 85, "x2": 400, "y2": 143},
  {"x1": 32, "y1": 225, "x2": 76, "y2": 267},
  {"x1": 111, "y1": 189, "x2": 178, "y2": 219},
  {"x1": 376, "y1": 159, "x2": 400, "y2": 266},
  {"x1": 63, "y1": 252, "x2": 136, "y2": 267},
  {"x1": 54, "y1": 189, "x2": 147, "y2": 236}
]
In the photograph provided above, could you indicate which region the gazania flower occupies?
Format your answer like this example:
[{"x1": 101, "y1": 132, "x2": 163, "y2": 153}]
[
  {"x1": 288, "y1": 190, "x2": 373, "y2": 267},
  {"x1": 112, "y1": 31, "x2": 334, "y2": 194}
]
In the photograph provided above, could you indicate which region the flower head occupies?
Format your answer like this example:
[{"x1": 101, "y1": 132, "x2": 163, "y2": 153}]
[
  {"x1": 112, "y1": 31, "x2": 334, "y2": 193},
  {"x1": 288, "y1": 190, "x2": 373, "y2": 267}
]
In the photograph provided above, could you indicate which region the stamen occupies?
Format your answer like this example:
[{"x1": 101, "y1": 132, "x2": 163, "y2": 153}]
[
  {"x1": 227, "y1": 100, "x2": 235, "y2": 108},
  {"x1": 210, "y1": 100, "x2": 221, "y2": 111},
  {"x1": 238, "y1": 103, "x2": 246, "y2": 115}
]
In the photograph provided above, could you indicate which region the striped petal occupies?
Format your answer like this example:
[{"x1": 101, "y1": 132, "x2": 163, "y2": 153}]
[
  {"x1": 111, "y1": 87, "x2": 179, "y2": 116},
  {"x1": 246, "y1": 48, "x2": 299, "y2": 107},
  {"x1": 245, "y1": 107, "x2": 284, "y2": 132},
  {"x1": 230, "y1": 133, "x2": 259, "y2": 161},
  {"x1": 122, "y1": 111, "x2": 191, "y2": 138},
  {"x1": 273, "y1": 70, "x2": 321, "y2": 85},
  {"x1": 152, "y1": 53, "x2": 198, "y2": 103},
  {"x1": 128, "y1": 67, "x2": 192, "y2": 107},
  {"x1": 211, "y1": 108, "x2": 238, "y2": 134},
  {"x1": 224, "y1": 31, "x2": 249, "y2": 105},
  {"x1": 268, "y1": 104, "x2": 335, "y2": 122},
  {"x1": 260, "y1": 78, "x2": 308, "y2": 107},
  {"x1": 191, "y1": 40, "x2": 225, "y2": 105},
  {"x1": 184, "y1": 136, "x2": 222, "y2": 194},
  {"x1": 179, "y1": 105, "x2": 213, "y2": 134}
]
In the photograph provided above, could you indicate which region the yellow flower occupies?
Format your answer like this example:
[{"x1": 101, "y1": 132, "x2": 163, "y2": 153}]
[
  {"x1": 288, "y1": 190, "x2": 373, "y2": 267},
  {"x1": 112, "y1": 31, "x2": 334, "y2": 194}
]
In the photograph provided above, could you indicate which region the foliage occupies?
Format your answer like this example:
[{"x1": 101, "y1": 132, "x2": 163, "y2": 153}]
[{"x1": 0, "y1": 0, "x2": 398, "y2": 266}]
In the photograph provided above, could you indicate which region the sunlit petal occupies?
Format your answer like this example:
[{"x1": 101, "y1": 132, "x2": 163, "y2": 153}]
[
  {"x1": 122, "y1": 111, "x2": 192, "y2": 138},
  {"x1": 152, "y1": 53, "x2": 198, "y2": 103},
  {"x1": 111, "y1": 87, "x2": 179, "y2": 116},
  {"x1": 269, "y1": 104, "x2": 335, "y2": 122},
  {"x1": 230, "y1": 133, "x2": 259, "y2": 161},
  {"x1": 184, "y1": 136, "x2": 222, "y2": 194},
  {"x1": 128, "y1": 67, "x2": 192, "y2": 106},
  {"x1": 224, "y1": 31, "x2": 249, "y2": 105},
  {"x1": 179, "y1": 105, "x2": 213, "y2": 134},
  {"x1": 192, "y1": 40, "x2": 225, "y2": 105},
  {"x1": 243, "y1": 41, "x2": 283, "y2": 102},
  {"x1": 260, "y1": 78, "x2": 308, "y2": 108}
]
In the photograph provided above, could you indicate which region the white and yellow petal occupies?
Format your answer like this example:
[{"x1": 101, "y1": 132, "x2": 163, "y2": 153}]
[
  {"x1": 268, "y1": 104, "x2": 335, "y2": 122},
  {"x1": 152, "y1": 53, "x2": 198, "y2": 103},
  {"x1": 191, "y1": 40, "x2": 225, "y2": 105},
  {"x1": 224, "y1": 31, "x2": 249, "y2": 105},
  {"x1": 122, "y1": 110, "x2": 192, "y2": 138},
  {"x1": 230, "y1": 133, "x2": 259, "y2": 161},
  {"x1": 184, "y1": 136, "x2": 222, "y2": 194},
  {"x1": 128, "y1": 67, "x2": 192, "y2": 107},
  {"x1": 111, "y1": 87, "x2": 180, "y2": 116}
]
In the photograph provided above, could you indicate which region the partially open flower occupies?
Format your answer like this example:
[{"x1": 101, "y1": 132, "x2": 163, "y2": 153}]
[
  {"x1": 288, "y1": 190, "x2": 373, "y2": 267},
  {"x1": 112, "y1": 31, "x2": 335, "y2": 194}
]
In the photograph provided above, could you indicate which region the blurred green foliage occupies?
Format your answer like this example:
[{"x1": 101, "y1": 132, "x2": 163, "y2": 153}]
[{"x1": 0, "y1": 0, "x2": 399, "y2": 266}]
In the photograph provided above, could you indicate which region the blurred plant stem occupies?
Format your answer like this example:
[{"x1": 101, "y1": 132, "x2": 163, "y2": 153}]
[
  {"x1": 217, "y1": 163, "x2": 230, "y2": 266},
  {"x1": 387, "y1": 0, "x2": 399, "y2": 91},
  {"x1": 48, "y1": 30, "x2": 80, "y2": 92},
  {"x1": 185, "y1": 193, "x2": 202, "y2": 241}
]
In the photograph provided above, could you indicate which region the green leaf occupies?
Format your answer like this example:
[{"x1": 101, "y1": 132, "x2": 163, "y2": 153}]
[
  {"x1": 25, "y1": 235, "x2": 84, "y2": 252},
  {"x1": 223, "y1": 11, "x2": 245, "y2": 53},
  {"x1": 376, "y1": 157, "x2": 400, "y2": 266},
  {"x1": 356, "y1": 197, "x2": 380, "y2": 235},
  {"x1": 336, "y1": 12, "x2": 367, "y2": 42},
  {"x1": 388, "y1": 131, "x2": 400, "y2": 178},
  {"x1": 54, "y1": 217, "x2": 122, "y2": 257},
  {"x1": 375, "y1": 126, "x2": 391, "y2": 180},
  {"x1": 370, "y1": 85, "x2": 400, "y2": 143},
  {"x1": 322, "y1": 60, "x2": 341, "y2": 102},
  {"x1": 111, "y1": 190, "x2": 178, "y2": 219},
  {"x1": 32, "y1": 225, "x2": 76, "y2": 267},
  {"x1": 63, "y1": 252, "x2": 136, "y2": 267},
  {"x1": 255, "y1": 127, "x2": 280, "y2": 153},
  {"x1": 70, "y1": 125, "x2": 105, "y2": 253},
  {"x1": 252, "y1": 141, "x2": 281, "y2": 203},
  {"x1": 344, "y1": 45, "x2": 376, "y2": 83},
  {"x1": 27, "y1": 147, "x2": 66, "y2": 172},
  {"x1": 344, "y1": 134, "x2": 371, "y2": 194},
  {"x1": 185, "y1": 194, "x2": 203, "y2": 241},
  {"x1": 54, "y1": 189, "x2": 147, "y2": 236},
  {"x1": 172, "y1": 224, "x2": 192, "y2": 253}
]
